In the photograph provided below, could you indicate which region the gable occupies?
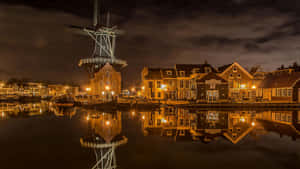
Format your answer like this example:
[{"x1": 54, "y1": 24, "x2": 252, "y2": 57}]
[{"x1": 220, "y1": 62, "x2": 253, "y2": 79}]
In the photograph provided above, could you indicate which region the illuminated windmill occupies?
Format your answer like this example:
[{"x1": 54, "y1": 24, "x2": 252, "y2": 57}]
[
  {"x1": 70, "y1": 0, "x2": 127, "y2": 76},
  {"x1": 80, "y1": 110, "x2": 127, "y2": 169}
]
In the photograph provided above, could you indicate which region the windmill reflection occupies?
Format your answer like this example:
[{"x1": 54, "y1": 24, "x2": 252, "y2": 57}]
[
  {"x1": 141, "y1": 107, "x2": 300, "y2": 143},
  {"x1": 81, "y1": 109, "x2": 127, "y2": 169}
]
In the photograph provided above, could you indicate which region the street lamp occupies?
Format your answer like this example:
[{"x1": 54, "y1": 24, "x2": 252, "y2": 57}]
[{"x1": 131, "y1": 87, "x2": 136, "y2": 92}]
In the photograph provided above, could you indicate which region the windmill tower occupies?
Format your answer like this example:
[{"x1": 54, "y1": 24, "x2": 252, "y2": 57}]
[{"x1": 70, "y1": 0, "x2": 127, "y2": 101}]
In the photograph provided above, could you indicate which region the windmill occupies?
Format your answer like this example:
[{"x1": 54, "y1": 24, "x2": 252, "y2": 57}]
[{"x1": 69, "y1": 0, "x2": 127, "y2": 76}]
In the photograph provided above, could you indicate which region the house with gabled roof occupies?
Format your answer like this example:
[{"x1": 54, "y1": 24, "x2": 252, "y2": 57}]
[
  {"x1": 196, "y1": 72, "x2": 229, "y2": 102},
  {"x1": 219, "y1": 62, "x2": 256, "y2": 101}
]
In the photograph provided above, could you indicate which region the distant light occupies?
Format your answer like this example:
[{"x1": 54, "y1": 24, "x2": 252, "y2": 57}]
[
  {"x1": 252, "y1": 85, "x2": 256, "y2": 89},
  {"x1": 131, "y1": 88, "x2": 136, "y2": 92},
  {"x1": 251, "y1": 122, "x2": 256, "y2": 126},
  {"x1": 102, "y1": 91, "x2": 105, "y2": 95},
  {"x1": 142, "y1": 115, "x2": 145, "y2": 120},
  {"x1": 141, "y1": 86, "x2": 145, "y2": 90},
  {"x1": 39, "y1": 109, "x2": 42, "y2": 113},
  {"x1": 86, "y1": 115, "x2": 90, "y2": 121},
  {"x1": 1, "y1": 112, "x2": 5, "y2": 118},
  {"x1": 105, "y1": 86, "x2": 110, "y2": 91},
  {"x1": 240, "y1": 117, "x2": 245, "y2": 122},
  {"x1": 132, "y1": 111, "x2": 135, "y2": 116},
  {"x1": 105, "y1": 121, "x2": 111, "y2": 126},
  {"x1": 161, "y1": 118, "x2": 167, "y2": 123},
  {"x1": 240, "y1": 84, "x2": 246, "y2": 89},
  {"x1": 111, "y1": 91, "x2": 115, "y2": 95},
  {"x1": 161, "y1": 84, "x2": 167, "y2": 89},
  {"x1": 86, "y1": 87, "x2": 91, "y2": 92},
  {"x1": 137, "y1": 91, "x2": 141, "y2": 96}
]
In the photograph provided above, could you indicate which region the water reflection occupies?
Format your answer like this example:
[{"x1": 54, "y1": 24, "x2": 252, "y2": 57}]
[
  {"x1": 0, "y1": 101, "x2": 77, "y2": 119},
  {"x1": 80, "y1": 109, "x2": 127, "y2": 169},
  {"x1": 140, "y1": 107, "x2": 300, "y2": 143}
]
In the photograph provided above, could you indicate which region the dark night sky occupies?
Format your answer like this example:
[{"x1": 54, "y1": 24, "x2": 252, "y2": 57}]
[{"x1": 1, "y1": 0, "x2": 300, "y2": 87}]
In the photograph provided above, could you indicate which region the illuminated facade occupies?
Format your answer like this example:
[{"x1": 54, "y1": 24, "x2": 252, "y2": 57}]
[
  {"x1": 257, "y1": 71, "x2": 300, "y2": 103},
  {"x1": 141, "y1": 63, "x2": 217, "y2": 101},
  {"x1": 219, "y1": 62, "x2": 256, "y2": 101},
  {"x1": 90, "y1": 63, "x2": 121, "y2": 101}
]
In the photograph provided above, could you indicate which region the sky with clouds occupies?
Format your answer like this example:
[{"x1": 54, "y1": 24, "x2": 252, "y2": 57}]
[{"x1": 0, "y1": 0, "x2": 300, "y2": 87}]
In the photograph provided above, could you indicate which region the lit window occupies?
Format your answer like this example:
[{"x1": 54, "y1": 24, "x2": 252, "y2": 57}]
[
  {"x1": 180, "y1": 71, "x2": 185, "y2": 77},
  {"x1": 157, "y1": 81, "x2": 161, "y2": 88},
  {"x1": 166, "y1": 71, "x2": 172, "y2": 75},
  {"x1": 149, "y1": 81, "x2": 153, "y2": 88}
]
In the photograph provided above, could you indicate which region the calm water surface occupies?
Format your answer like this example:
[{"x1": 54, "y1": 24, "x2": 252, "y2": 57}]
[{"x1": 0, "y1": 102, "x2": 299, "y2": 169}]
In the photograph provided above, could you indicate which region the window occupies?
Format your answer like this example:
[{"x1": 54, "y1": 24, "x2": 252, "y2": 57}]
[
  {"x1": 186, "y1": 80, "x2": 190, "y2": 88},
  {"x1": 157, "y1": 92, "x2": 161, "y2": 98},
  {"x1": 157, "y1": 119, "x2": 161, "y2": 126},
  {"x1": 149, "y1": 81, "x2": 153, "y2": 88},
  {"x1": 106, "y1": 71, "x2": 110, "y2": 78},
  {"x1": 151, "y1": 92, "x2": 155, "y2": 98},
  {"x1": 180, "y1": 80, "x2": 184, "y2": 88},
  {"x1": 166, "y1": 71, "x2": 172, "y2": 75},
  {"x1": 287, "y1": 89, "x2": 292, "y2": 97},
  {"x1": 233, "y1": 66, "x2": 237, "y2": 72},
  {"x1": 193, "y1": 68, "x2": 200, "y2": 74},
  {"x1": 230, "y1": 74, "x2": 233, "y2": 78},
  {"x1": 282, "y1": 89, "x2": 287, "y2": 96},
  {"x1": 204, "y1": 67, "x2": 212, "y2": 73},
  {"x1": 237, "y1": 74, "x2": 241, "y2": 78},
  {"x1": 169, "y1": 80, "x2": 173, "y2": 87},
  {"x1": 180, "y1": 71, "x2": 185, "y2": 77},
  {"x1": 157, "y1": 81, "x2": 161, "y2": 88}
]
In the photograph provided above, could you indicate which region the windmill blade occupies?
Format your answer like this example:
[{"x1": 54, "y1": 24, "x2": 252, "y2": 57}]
[{"x1": 66, "y1": 25, "x2": 94, "y2": 36}]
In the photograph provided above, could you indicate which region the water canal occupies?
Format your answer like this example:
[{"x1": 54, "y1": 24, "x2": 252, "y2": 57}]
[{"x1": 0, "y1": 102, "x2": 299, "y2": 169}]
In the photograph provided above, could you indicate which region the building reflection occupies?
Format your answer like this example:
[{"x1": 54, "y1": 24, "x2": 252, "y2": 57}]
[
  {"x1": 0, "y1": 102, "x2": 79, "y2": 119},
  {"x1": 140, "y1": 107, "x2": 300, "y2": 143},
  {"x1": 0, "y1": 102, "x2": 50, "y2": 119},
  {"x1": 81, "y1": 109, "x2": 127, "y2": 169},
  {"x1": 84, "y1": 109, "x2": 123, "y2": 143},
  {"x1": 256, "y1": 110, "x2": 300, "y2": 140},
  {"x1": 49, "y1": 105, "x2": 77, "y2": 118}
]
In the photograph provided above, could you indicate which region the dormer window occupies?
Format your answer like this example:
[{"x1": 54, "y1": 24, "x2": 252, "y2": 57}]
[
  {"x1": 193, "y1": 68, "x2": 200, "y2": 74},
  {"x1": 205, "y1": 67, "x2": 212, "y2": 73},
  {"x1": 166, "y1": 71, "x2": 172, "y2": 75},
  {"x1": 179, "y1": 71, "x2": 185, "y2": 77}
]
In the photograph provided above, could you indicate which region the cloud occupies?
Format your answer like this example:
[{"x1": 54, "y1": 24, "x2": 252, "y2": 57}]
[
  {"x1": 1, "y1": 3, "x2": 300, "y2": 87},
  {"x1": 0, "y1": 4, "x2": 90, "y2": 83}
]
